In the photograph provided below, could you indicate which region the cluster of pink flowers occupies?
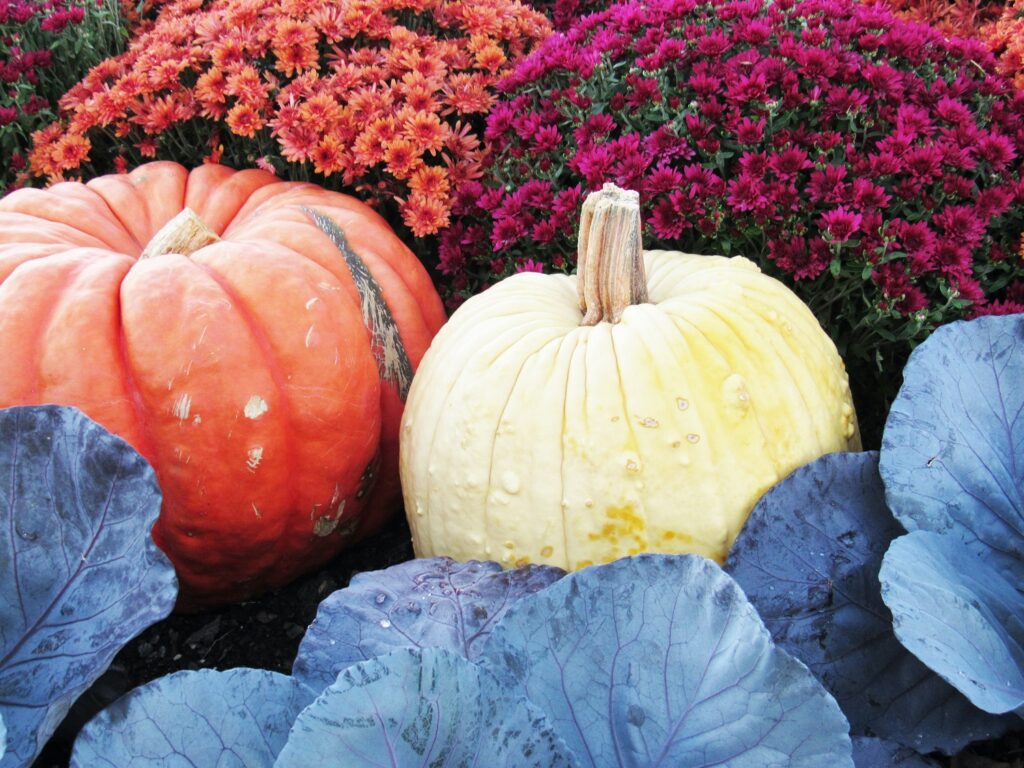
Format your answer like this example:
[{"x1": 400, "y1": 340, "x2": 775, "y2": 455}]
[{"x1": 441, "y1": 0, "x2": 1024, "y2": 436}]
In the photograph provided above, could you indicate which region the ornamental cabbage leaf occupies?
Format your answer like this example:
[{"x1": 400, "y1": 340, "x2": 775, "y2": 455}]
[
  {"x1": 479, "y1": 555, "x2": 852, "y2": 768},
  {"x1": 725, "y1": 451, "x2": 1014, "y2": 753},
  {"x1": 292, "y1": 556, "x2": 564, "y2": 693},
  {"x1": 276, "y1": 647, "x2": 578, "y2": 767},
  {"x1": 881, "y1": 532, "x2": 1024, "y2": 715},
  {"x1": 71, "y1": 669, "x2": 315, "y2": 767},
  {"x1": 878, "y1": 315, "x2": 1024, "y2": 716},
  {"x1": 0, "y1": 406, "x2": 178, "y2": 768}
]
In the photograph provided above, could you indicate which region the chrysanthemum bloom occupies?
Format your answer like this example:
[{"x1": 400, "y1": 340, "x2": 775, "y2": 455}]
[{"x1": 28, "y1": 0, "x2": 551, "y2": 237}]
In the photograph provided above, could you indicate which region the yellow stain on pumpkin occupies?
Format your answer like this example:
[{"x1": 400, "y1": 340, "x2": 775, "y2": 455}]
[{"x1": 587, "y1": 504, "x2": 649, "y2": 550}]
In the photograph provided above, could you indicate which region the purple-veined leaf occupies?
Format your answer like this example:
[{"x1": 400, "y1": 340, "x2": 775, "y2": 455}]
[
  {"x1": 479, "y1": 554, "x2": 852, "y2": 768},
  {"x1": 292, "y1": 556, "x2": 564, "y2": 693},
  {"x1": 725, "y1": 451, "x2": 1016, "y2": 753},
  {"x1": 879, "y1": 314, "x2": 1024, "y2": 715},
  {"x1": 0, "y1": 406, "x2": 177, "y2": 768},
  {"x1": 880, "y1": 314, "x2": 1023, "y2": 555},
  {"x1": 71, "y1": 668, "x2": 315, "y2": 767},
  {"x1": 277, "y1": 647, "x2": 578, "y2": 767},
  {"x1": 881, "y1": 531, "x2": 1024, "y2": 716}
]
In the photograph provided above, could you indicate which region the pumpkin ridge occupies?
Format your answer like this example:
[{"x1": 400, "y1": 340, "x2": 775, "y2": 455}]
[
  {"x1": 188, "y1": 259, "x2": 299, "y2": 561},
  {"x1": 29, "y1": 257, "x2": 84, "y2": 403},
  {"x1": 666, "y1": 301, "x2": 791, "y2": 484},
  {"x1": 558, "y1": 332, "x2": 584, "y2": 569},
  {"x1": 72, "y1": 184, "x2": 144, "y2": 254},
  {"x1": 483, "y1": 330, "x2": 565, "y2": 565},
  {"x1": 694, "y1": 295, "x2": 825, "y2": 454},
  {"x1": 0, "y1": 187, "x2": 141, "y2": 254},
  {"x1": 606, "y1": 321, "x2": 652, "y2": 558},
  {"x1": 302, "y1": 207, "x2": 414, "y2": 399},
  {"x1": 115, "y1": 292, "x2": 160, "y2": 468}
]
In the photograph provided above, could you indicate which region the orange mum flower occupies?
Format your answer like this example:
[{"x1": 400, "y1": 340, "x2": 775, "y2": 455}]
[
  {"x1": 474, "y1": 43, "x2": 506, "y2": 73},
  {"x1": 275, "y1": 123, "x2": 319, "y2": 162},
  {"x1": 82, "y1": 87, "x2": 125, "y2": 128},
  {"x1": 384, "y1": 137, "x2": 421, "y2": 179},
  {"x1": 299, "y1": 93, "x2": 345, "y2": 133},
  {"x1": 348, "y1": 86, "x2": 391, "y2": 124},
  {"x1": 353, "y1": 115, "x2": 398, "y2": 165},
  {"x1": 211, "y1": 37, "x2": 247, "y2": 70},
  {"x1": 311, "y1": 134, "x2": 346, "y2": 176},
  {"x1": 272, "y1": 18, "x2": 319, "y2": 76},
  {"x1": 400, "y1": 71, "x2": 441, "y2": 113},
  {"x1": 226, "y1": 101, "x2": 266, "y2": 137},
  {"x1": 195, "y1": 69, "x2": 228, "y2": 117},
  {"x1": 408, "y1": 165, "x2": 450, "y2": 198},
  {"x1": 226, "y1": 66, "x2": 267, "y2": 102},
  {"x1": 403, "y1": 111, "x2": 446, "y2": 155},
  {"x1": 442, "y1": 73, "x2": 494, "y2": 114},
  {"x1": 310, "y1": 6, "x2": 346, "y2": 42},
  {"x1": 400, "y1": 192, "x2": 450, "y2": 237},
  {"x1": 445, "y1": 119, "x2": 482, "y2": 158},
  {"x1": 133, "y1": 93, "x2": 193, "y2": 134}
]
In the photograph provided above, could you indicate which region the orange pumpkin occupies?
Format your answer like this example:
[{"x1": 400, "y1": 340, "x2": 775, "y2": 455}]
[{"x1": 0, "y1": 161, "x2": 445, "y2": 609}]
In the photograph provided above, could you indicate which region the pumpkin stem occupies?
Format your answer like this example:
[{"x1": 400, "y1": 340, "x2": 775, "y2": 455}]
[
  {"x1": 577, "y1": 183, "x2": 648, "y2": 326},
  {"x1": 139, "y1": 207, "x2": 220, "y2": 259}
]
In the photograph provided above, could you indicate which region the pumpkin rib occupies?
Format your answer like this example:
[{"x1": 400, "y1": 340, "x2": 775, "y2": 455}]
[
  {"x1": 21, "y1": 256, "x2": 84, "y2": 403},
  {"x1": 484, "y1": 330, "x2": 565, "y2": 565},
  {"x1": 182, "y1": 165, "x2": 280, "y2": 235},
  {"x1": 86, "y1": 163, "x2": 190, "y2": 251},
  {"x1": 227, "y1": 189, "x2": 445, "y2": 336},
  {"x1": 115, "y1": 296, "x2": 161, "y2": 471},
  {"x1": 694, "y1": 295, "x2": 827, "y2": 455},
  {"x1": 607, "y1": 321, "x2": 652, "y2": 556},
  {"x1": 0, "y1": 212, "x2": 119, "y2": 251},
  {"x1": 0, "y1": 186, "x2": 141, "y2": 254},
  {"x1": 188, "y1": 259, "x2": 300, "y2": 532},
  {"x1": 666, "y1": 290, "x2": 820, "y2": 464},
  {"x1": 0, "y1": 244, "x2": 72, "y2": 285},
  {"x1": 558, "y1": 330, "x2": 585, "y2": 569}
]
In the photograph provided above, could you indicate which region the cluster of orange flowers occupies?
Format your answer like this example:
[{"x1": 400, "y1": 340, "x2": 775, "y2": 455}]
[
  {"x1": 984, "y1": 0, "x2": 1024, "y2": 89},
  {"x1": 29, "y1": 0, "x2": 551, "y2": 236},
  {"x1": 878, "y1": 0, "x2": 1000, "y2": 38},
  {"x1": 876, "y1": 0, "x2": 1024, "y2": 89}
]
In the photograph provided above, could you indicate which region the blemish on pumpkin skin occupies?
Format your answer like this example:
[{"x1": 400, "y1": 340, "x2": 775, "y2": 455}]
[
  {"x1": 588, "y1": 505, "x2": 648, "y2": 549},
  {"x1": 540, "y1": 545, "x2": 554, "y2": 557},
  {"x1": 244, "y1": 395, "x2": 269, "y2": 419},
  {"x1": 172, "y1": 393, "x2": 192, "y2": 420},
  {"x1": 246, "y1": 446, "x2": 263, "y2": 472}
]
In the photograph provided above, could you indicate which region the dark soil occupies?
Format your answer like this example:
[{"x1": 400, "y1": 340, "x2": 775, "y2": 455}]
[{"x1": 28, "y1": 514, "x2": 1024, "y2": 768}]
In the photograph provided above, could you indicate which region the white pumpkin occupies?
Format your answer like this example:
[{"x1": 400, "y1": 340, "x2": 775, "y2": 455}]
[{"x1": 400, "y1": 184, "x2": 860, "y2": 570}]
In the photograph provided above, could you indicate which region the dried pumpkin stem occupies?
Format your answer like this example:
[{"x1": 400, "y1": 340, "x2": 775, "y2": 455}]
[
  {"x1": 139, "y1": 207, "x2": 220, "y2": 259},
  {"x1": 577, "y1": 183, "x2": 648, "y2": 326}
]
